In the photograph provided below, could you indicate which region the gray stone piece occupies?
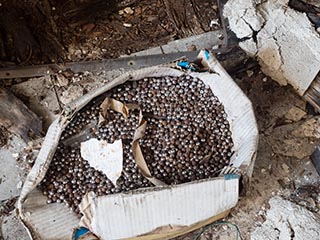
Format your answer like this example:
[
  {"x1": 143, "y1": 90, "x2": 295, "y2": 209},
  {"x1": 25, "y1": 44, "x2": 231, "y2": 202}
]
[{"x1": 0, "y1": 136, "x2": 26, "y2": 201}]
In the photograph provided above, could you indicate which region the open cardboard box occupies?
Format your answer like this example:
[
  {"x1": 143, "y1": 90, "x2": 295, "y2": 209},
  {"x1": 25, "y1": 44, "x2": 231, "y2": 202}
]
[{"x1": 17, "y1": 51, "x2": 258, "y2": 240}]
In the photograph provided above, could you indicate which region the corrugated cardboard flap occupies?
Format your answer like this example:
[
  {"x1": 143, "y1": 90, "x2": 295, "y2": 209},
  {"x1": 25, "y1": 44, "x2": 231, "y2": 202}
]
[{"x1": 79, "y1": 176, "x2": 239, "y2": 240}]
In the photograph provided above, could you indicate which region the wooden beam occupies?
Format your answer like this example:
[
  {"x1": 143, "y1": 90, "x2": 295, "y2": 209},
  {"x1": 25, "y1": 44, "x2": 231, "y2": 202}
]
[{"x1": 162, "y1": 0, "x2": 219, "y2": 37}]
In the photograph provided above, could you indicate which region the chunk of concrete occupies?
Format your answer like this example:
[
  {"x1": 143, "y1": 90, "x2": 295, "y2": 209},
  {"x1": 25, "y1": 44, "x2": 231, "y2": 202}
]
[
  {"x1": 224, "y1": 0, "x2": 320, "y2": 95},
  {"x1": 251, "y1": 196, "x2": 320, "y2": 240},
  {"x1": 223, "y1": 0, "x2": 264, "y2": 39},
  {"x1": 11, "y1": 76, "x2": 58, "y2": 130},
  {"x1": 292, "y1": 116, "x2": 320, "y2": 138},
  {"x1": 0, "y1": 136, "x2": 26, "y2": 201},
  {"x1": 1, "y1": 212, "x2": 30, "y2": 240},
  {"x1": 0, "y1": 87, "x2": 42, "y2": 142},
  {"x1": 285, "y1": 106, "x2": 307, "y2": 122}
]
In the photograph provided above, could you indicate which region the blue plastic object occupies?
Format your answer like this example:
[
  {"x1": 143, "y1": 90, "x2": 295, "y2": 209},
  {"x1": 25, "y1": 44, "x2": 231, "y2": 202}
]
[
  {"x1": 74, "y1": 227, "x2": 90, "y2": 240},
  {"x1": 224, "y1": 174, "x2": 239, "y2": 180},
  {"x1": 204, "y1": 50, "x2": 210, "y2": 60},
  {"x1": 177, "y1": 61, "x2": 197, "y2": 71}
]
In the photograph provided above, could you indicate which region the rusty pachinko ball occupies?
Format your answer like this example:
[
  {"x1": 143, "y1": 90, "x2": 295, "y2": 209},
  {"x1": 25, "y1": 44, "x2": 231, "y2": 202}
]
[{"x1": 39, "y1": 75, "x2": 234, "y2": 215}]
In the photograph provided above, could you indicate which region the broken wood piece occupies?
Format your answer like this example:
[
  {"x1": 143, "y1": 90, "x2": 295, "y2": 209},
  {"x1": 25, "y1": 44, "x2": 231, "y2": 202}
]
[
  {"x1": 162, "y1": 0, "x2": 219, "y2": 37},
  {"x1": 311, "y1": 145, "x2": 320, "y2": 175},
  {"x1": 0, "y1": 87, "x2": 42, "y2": 143},
  {"x1": 304, "y1": 73, "x2": 320, "y2": 112}
]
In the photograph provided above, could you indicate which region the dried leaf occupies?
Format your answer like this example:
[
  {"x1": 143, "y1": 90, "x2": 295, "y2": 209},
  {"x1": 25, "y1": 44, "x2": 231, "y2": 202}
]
[{"x1": 99, "y1": 97, "x2": 129, "y2": 125}]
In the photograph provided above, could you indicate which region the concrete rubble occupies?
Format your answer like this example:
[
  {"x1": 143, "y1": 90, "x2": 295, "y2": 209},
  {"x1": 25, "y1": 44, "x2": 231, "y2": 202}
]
[
  {"x1": 224, "y1": 0, "x2": 320, "y2": 95},
  {"x1": 0, "y1": 136, "x2": 26, "y2": 201},
  {"x1": 1, "y1": 212, "x2": 30, "y2": 240},
  {"x1": 274, "y1": 138, "x2": 315, "y2": 159},
  {"x1": 292, "y1": 116, "x2": 320, "y2": 138},
  {"x1": 251, "y1": 196, "x2": 320, "y2": 240},
  {"x1": 10, "y1": 76, "x2": 60, "y2": 130},
  {"x1": 285, "y1": 106, "x2": 307, "y2": 122}
]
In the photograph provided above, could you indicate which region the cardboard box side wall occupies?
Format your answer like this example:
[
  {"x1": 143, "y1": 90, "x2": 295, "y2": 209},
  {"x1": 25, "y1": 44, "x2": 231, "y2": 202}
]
[{"x1": 80, "y1": 176, "x2": 239, "y2": 239}]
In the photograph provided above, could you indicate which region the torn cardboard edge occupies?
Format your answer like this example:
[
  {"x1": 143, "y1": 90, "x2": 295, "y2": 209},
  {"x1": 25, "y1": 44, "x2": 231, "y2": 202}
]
[
  {"x1": 131, "y1": 210, "x2": 230, "y2": 240},
  {"x1": 131, "y1": 112, "x2": 166, "y2": 186},
  {"x1": 98, "y1": 96, "x2": 166, "y2": 186},
  {"x1": 99, "y1": 97, "x2": 129, "y2": 125},
  {"x1": 78, "y1": 177, "x2": 237, "y2": 240},
  {"x1": 17, "y1": 51, "x2": 258, "y2": 240}
]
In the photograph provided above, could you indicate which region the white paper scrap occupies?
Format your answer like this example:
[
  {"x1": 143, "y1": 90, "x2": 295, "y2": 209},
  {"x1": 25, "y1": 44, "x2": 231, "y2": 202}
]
[{"x1": 80, "y1": 138, "x2": 123, "y2": 186}]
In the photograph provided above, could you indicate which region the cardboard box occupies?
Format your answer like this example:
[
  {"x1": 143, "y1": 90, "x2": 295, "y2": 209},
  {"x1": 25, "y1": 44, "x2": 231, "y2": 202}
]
[{"x1": 17, "y1": 51, "x2": 258, "y2": 239}]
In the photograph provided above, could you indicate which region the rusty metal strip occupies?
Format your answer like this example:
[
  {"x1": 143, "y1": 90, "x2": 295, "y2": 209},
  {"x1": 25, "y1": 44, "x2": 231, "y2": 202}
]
[{"x1": 0, "y1": 51, "x2": 199, "y2": 80}]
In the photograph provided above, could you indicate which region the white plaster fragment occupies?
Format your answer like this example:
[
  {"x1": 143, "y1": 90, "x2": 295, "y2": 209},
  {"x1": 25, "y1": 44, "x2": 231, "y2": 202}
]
[
  {"x1": 224, "y1": 0, "x2": 265, "y2": 39},
  {"x1": 81, "y1": 138, "x2": 123, "y2": 186},
  {"x1": 251, "y1": 196, "x2": 320, "y2": 240},
  {"x1": 239, "y1": 39, "x2": 258, "y2": 57},
  {"x1": 209, "y1": 19, "x2": 219, "y2": 28},
  {"x1": 224, "y1": 0, "x2": 320, "y2": 95}
]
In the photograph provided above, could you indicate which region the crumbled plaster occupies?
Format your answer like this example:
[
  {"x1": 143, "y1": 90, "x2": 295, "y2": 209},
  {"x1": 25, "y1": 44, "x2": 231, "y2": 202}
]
[
  {"x1": 251, "y1": 196, "x2": 320, "y2": 240},
  {"x1": 224, "y1": 0, "x2": 320, "y2": 95},
  {"x1": 224, "y1": 0, "x2": 265, "y2": 39}
]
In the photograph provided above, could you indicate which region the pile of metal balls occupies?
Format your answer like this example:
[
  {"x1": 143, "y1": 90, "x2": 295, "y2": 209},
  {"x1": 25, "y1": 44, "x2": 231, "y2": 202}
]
[{"x1": 39, "y1": 75, "x2": 234, "y2": 215}]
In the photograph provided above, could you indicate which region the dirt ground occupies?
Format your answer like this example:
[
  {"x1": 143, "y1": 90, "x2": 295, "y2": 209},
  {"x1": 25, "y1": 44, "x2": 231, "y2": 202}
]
[{"x1": 0, "y1": 0, "x2": 220, "y2": 66}]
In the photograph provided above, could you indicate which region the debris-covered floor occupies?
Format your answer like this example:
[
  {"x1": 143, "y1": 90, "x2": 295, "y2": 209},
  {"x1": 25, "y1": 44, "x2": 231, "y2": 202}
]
[
  {"x1": 1, "y1": 0, "x2": 320, "y2": 239},
  {"x1": 0, "y1": 0, "x2": 221, "y2": 66}
]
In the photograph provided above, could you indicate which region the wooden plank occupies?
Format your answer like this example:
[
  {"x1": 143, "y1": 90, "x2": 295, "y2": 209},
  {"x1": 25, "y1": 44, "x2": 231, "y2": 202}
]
[
  {"x1": 162, "y1": 0, "x2": 219, "y2": 37},
  {"x1": 0, "y1": 87, "x2": 42, "y2": 142},
  {"x1": 304, "y1": 74, "x2": 320, "y2": 112}
]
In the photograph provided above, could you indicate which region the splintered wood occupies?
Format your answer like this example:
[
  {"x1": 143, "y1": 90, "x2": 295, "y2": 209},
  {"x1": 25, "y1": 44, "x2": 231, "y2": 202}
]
[
  {"x1": 162, "y1": 0, "x2": 220, "y2": 37},
  {"x1": 304, "y1": 73, "x2": 320, "y2": 111},
  {"x1": 0, "y1": 0, "x2": 220, "y2": 65},
  {"x1": 0, "y1": 87, "x2": 42, "y2": 142}
]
